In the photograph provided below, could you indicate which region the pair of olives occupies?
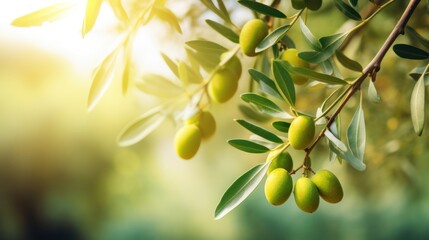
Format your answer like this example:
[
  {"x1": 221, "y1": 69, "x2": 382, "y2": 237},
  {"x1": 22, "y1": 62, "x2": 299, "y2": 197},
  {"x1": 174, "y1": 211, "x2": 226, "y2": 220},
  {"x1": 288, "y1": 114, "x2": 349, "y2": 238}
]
[
  {"x1": 265, "y1": 166, "x2": 343, "y2": 213},
  {"x1": 208, "y1": 53, "x2": 242, "y2": 103},
  {"x1": 239, "y1": 19, "x2": 310, "y2": 85},
  {"x1": 174, "y1": 111, "x2": 216, "y2": 159}
]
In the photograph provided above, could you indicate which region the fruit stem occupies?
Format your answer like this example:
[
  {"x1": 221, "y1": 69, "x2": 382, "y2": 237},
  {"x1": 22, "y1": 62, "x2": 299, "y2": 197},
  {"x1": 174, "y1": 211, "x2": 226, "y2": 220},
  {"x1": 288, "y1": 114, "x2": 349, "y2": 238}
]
[{"x1": 307, "y1": 0, "x2": 421, "y2": 155}]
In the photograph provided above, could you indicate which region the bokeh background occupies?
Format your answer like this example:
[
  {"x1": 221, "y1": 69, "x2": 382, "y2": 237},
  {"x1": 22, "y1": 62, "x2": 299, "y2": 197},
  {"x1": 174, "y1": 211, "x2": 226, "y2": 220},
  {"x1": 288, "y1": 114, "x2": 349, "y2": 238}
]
[{"x1": 1, "y1": 0, "x2": 429, "y2": 239}]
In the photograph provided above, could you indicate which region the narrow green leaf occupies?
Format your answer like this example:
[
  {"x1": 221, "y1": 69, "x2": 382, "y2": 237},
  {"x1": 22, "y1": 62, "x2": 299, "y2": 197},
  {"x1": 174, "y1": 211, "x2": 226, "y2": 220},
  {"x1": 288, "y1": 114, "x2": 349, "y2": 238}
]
[
  {"x1": 216, "y1": 0, "x2": 232, "y2": 22},
  {"x1": 325, "y1": 129, "x2": 366, "y2": 171},
  {"x1": 281, "y1": 61, "x2": 347, "y2": 85},
  {"x1": 272, "y1": 121, "x2": 290, "y2": 133},
  {"x1": 299, "y1": 33, "x2": 347, "y2": 63},
  {"x1": 409, "y1": 64, "x2": 429, "y2": 86},
  {"x1": 238, "y1": 104, "x2": 271, "y2": 122},
  {"x1": 238, "y1": 1, "x2": 286, "y2": 18},
  {"x1": 136, "y1": 74, "x2": 183, "y2": 97},
  {"x1": 206, "y1": 20, "x2": 239, "y2": 43},
  {"x1": 236, "y1": 120, "x2": 283, "y2": 143},
  {"x1": 11, "y1": 1, "x2": 77, "y2": 27},
  {"x1": 349, "y1": 0, "x2": 358, "y2": 7},
  {"x1": 161, "y1": 53, "x2": 179, "y2": 78},
  {"x1": 368, "y1": 80, "x2": 381, "y2": 103},
  {"x1": 406, "y1": 26, "x2": 429, "y2": 50},
  {"x1": 87, "y1": 47, "x2": 121, "y2": 112},
  {"x1": 335, "y1": 50, "x2": 363, "y2": 72},
  {"x1": 117, "y1": 109, "x2": 166, "y2": 147},
  {"x1": 82, "y1": 0, "x2": 103, "y2": 37},
  {"x1": 299, "y1": 18, "x2": 322, "y2": 50},
  {"x1": 178, "y1": 61, "x2": 203, "y2": 84},
  {"x1": 256, "y1": 25, "x2": 291, "y2": 53},
  {"x1": 248, "y1": 69, "x2": 281, "y2": 98},
  {"x1": 186, "y1": 49, "x2": 219, "y2": 72},
  {"x1": 241, "y1": 93, "x2": 292, "y2": 119},
  {"x1": 201, "y1": 0, "x2": 230, "y2": 23},
  {"x1": 186, "y1": 40, "x2": 227, "y2": 55},
  {"x1": 334, "y1": 0, "x2": 362, "y2": 21},
  {"x1": 108, "y1": 0, "x2": 129, "y2": 23},
  {"x1": 393, "y1": 44, "x2": 429, "y2": 60},
  {"x1": 152, "y1": 7, "x2": 182, "y2": 34},
  {"x1": 347, "y1": 104, "x2": 366, "y2": 160},
  {"x1": 272, "y1": 60, "x2": 296, "y2": 106},
  {"x1": 228, "y1": 139, "x2": 270, "y2": 153},
  {"x1": 214, "y1": 163, "x2": 270, "y2": 220},
  {"x1": 411, "y1": 69, "x2": 427, "y2": 136}
]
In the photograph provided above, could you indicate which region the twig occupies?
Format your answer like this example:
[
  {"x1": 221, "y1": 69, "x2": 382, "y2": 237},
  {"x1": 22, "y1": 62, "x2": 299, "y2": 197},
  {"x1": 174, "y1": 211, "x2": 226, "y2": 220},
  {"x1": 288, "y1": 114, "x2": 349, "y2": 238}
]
[{"x1": 305, "y1": 0, "x2": 421, "y2": 155}]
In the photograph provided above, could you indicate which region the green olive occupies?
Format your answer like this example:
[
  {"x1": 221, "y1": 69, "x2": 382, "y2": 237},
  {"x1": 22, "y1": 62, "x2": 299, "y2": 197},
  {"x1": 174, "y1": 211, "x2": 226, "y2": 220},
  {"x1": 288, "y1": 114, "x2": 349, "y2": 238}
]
[
  {"x1": 307, "y1": 0, "x2": 323, "y2": 11},
  {"x1": 291, "y1": 0, "x2": 306, "y2": 10},
  {"x1": 311, "y1": 169, "x2": 343, "y2": 203},
  {"x1": 280, "y1": 48, "x2": 310, "y2": 85},
  {"x1": 208, "y1": 68, "x2": 238, "y2": 103},
  {"x1": 220, "y1": 53, "x2": 242, "y2": 80},
  {"x1": 265, "y1": 168, "x2": 293, "y2": 206},
  {"x1": 267, "y1": 151, "x2": 293, "y2": 175},
  {"x1": 288, "y1": 116, "x2": 315, "y2": 150},
  {"x1": 294, "y1": 177, "x2": 320, "y2": 213},
  {"x1": 185, "y1": 111, "x2": 216, "y2": 140},
  {"x1": 174, "y1": 124, "x2": 202, "y2": 160},
  {"x1": 239, "y1": 19, "x2": 268, "y2": 56}
]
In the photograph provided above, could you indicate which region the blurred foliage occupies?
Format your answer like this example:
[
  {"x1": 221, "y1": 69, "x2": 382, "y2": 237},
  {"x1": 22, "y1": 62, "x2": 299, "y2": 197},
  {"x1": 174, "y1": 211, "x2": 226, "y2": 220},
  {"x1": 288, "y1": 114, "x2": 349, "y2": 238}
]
[{"x1": 0, "y1": 0, "x2": 429, "y2": 239}]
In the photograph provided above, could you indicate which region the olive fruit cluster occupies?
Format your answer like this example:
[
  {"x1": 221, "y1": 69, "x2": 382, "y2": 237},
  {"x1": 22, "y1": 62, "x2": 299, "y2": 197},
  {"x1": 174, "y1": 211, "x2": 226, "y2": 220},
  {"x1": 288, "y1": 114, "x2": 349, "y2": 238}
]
[
  {"x1": 174, "y1": 111, "x2": 216, "y2": 159},
  {"x1": 208, "y1": 53, "x2": 242, "y2": 103},
  {"x1": 280, "y1": 48, "x2": 310, "y2": 85},
  {"x1": 239, "y1": 19, "x2": 268, "y2": 57},
  {"x1": 265, "y1": 160, "x2": 344, "y2": 213},
  {"x1": 291, "y1": 0, "x2": 323, "y2": 11}
]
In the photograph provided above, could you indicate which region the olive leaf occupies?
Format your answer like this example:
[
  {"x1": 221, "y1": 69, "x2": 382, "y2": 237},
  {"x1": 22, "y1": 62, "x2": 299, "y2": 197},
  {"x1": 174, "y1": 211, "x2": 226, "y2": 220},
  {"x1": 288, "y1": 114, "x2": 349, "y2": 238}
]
[
  {"x1": 87, "y1": 47, "x2": 121, "y2": 112},
  {"x1": 272, "y1": 121, "x2": 291, "y2": 133},
  {"x1": 410, "y1": 65, "x2": 428, "y2": 136},
  {"x1": 11, "y1": 1, "x2": 77, "y2": 27},
  {"x1": 326, "y1": 129, "x2": 366, "y2": 171},
  {"x1": 272, "y1": 60, "x2": 296, "y2": 107},
  {"x1": 334, "y1": 0, "x2": 362, "y2": 21},
  {"x1": 368, "y1": 80, "x2": 381, "y2": 103},
  {"x1": 161, "y1": 53, "x2": 180, "y2": 78},
  {"x1": 238, "y1": 1, "x2": 287, "y2": 18},
  {"x1": 393, "y1": 44, "x2": 429, "y2": 60},
  {"x1": 335, "y1": 50, "x2": 363, "y2": 72},
  {"x1": 152, "y1": 7, "x2": 182, "y2": 34},
  {"x1": 206, "y1": 20, "x2": 239, "y2": 43},
  {"x1": 299, "y1": 18, "x2": 322, "y2": 51},
  {"x1": 228, "y1": 139, "x2": 270, "y2": 153},
  {"x1": 201, "y1": 0, "x2": 231, "y2": 24},
  {"x1": 235, "y1": 119, "x2": 283, "y2": 144},
  {"x1": 405, "y1": 26, "x2": 429, "y2": 49},
  {"x1": 136, "y1": 74, "x2": 183, "y2": 98},
  {"x1": 117, "y1": 108, "x2": 166, "y2": 147},
  {"x1": 82, "y1": 0, "x2": 103, "y2": 37},
  {"x1": 214, "y1": 163, "x2": 270, "y2": 220},
  {"x1": 238, "y1": 104, "x2": 271, "y2": 123},
  {"x1": 299, "y1": 33, "x2": 347, "y2": 63},
  {"x1": 281, "y1": 61, "x2": 347, "y2": 85},
  {"x1": 241, "y1": 93, "x2": 293, "y2": 119},
  {"x1": 108, "y1": 0, "x2": 129, "y2": 23},
  {"x1": 347, "y1": 104, "x2": 366, "y2": 160},
  {"x1": 256, "y1": 25, "x2": 291, "y2": 53},
  {"x1": 248, "y1": 69, "x2": 281, "y2": 99}
]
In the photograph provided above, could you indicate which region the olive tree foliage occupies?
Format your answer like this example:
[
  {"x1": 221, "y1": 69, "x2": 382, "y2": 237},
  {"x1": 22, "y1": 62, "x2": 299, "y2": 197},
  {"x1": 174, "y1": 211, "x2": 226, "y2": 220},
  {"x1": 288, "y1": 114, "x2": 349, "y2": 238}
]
[{"x1": 11, "y1": 0, "x2": 429, "y2": 218}]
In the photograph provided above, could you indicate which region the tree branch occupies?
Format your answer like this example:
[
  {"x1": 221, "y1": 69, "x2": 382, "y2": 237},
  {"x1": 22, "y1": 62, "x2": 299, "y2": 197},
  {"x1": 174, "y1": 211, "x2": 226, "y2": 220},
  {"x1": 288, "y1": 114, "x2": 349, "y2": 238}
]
[{"x1": 305, "y1": 0, "x2": 421, "y2": 156}]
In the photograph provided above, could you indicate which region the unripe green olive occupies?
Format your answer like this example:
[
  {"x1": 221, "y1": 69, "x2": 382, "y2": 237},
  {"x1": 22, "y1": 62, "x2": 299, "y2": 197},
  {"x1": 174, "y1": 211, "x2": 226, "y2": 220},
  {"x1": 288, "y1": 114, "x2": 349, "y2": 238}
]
[
  {"x1": 294, "y1": 177, "x2": 320, "y2": 213},
  {"x1": 291, "y1": 0, "x2": 306, "y2": 10},
  {"x1": 311, "y1": 170, "x2": 343, "y2": 203},
  {"x1": 267, "y1": 151, "x2": 293, "y2": 175},
  {"x1": 185, "y1": 111, "x2": 216, "y2": 140},
  {"x1": 265, "y1": 168, "x2": 293, "y2": 206},
  {"x1": 208, "y1": 69, "x2": 238, "y2": 103},
  {"x1": 220, "y1": 53, "x2": 242, "y2": 80},
  {"x1": 307, "y1": 0, "x2": 322, "y2": 11},
  {"x1": 281, "y1": 48, "x2": 309, "y2": 85},
  {"x1": 288, "y1": 116, "x2": 315, "y2": 150},
  {"x1": 239, "y1": 19, "x2": 268, "y2": 57},
  {"x1": 174, "y1": 124, "x2": 202, "y2": 160}
]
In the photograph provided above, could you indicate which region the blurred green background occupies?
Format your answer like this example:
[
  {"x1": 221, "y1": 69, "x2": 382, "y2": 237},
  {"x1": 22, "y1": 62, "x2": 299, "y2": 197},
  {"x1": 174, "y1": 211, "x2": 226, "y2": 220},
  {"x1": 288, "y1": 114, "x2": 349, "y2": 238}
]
[{"x1": 1, "y1": 0, "x2": 429, "y2": 239}]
